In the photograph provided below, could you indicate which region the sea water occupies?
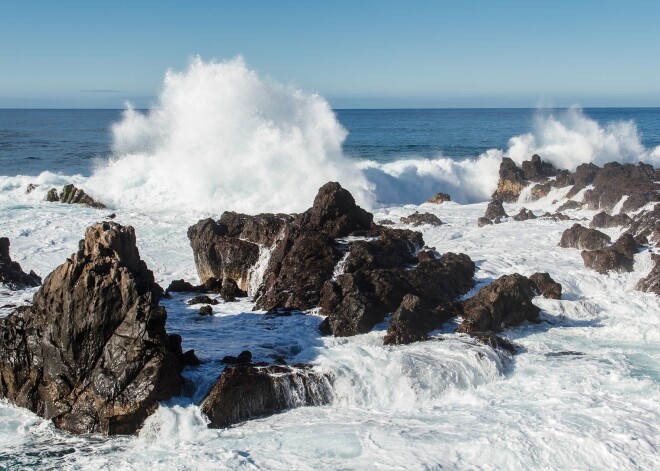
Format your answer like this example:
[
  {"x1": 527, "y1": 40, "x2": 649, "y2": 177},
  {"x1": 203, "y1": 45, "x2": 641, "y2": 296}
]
[{"x1": 0, "y1": 58, "x2": 658, "y2": 470}]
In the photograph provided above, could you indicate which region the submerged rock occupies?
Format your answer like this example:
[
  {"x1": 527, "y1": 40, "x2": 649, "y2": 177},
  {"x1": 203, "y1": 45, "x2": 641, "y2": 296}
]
[
  {"x1": 0, "y1": 237, "x2": 41, "y2": 289},
  {"x1": 0, "y1": 222, "x2": 190, "y2": 435},
  {"x1": 559, "y1": 224, "x2": 611, "y2": 250},
  {"x1": 200, "y1": 364, "x2": 333, "y2": 428},
  {"x1": 400, "y1": 211, "x2": 442, "y2": 226}
]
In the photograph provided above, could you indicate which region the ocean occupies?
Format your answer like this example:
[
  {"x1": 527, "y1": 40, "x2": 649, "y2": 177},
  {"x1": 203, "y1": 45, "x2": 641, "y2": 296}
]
[{"x1": 1, "y1": 60, "x2": 659, "y2": 471}]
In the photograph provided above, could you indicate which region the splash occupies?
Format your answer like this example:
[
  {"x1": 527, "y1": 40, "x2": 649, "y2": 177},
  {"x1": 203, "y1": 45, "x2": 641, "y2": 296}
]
[{"x1": 88, "y1": 57, "x2": 373, "y2": 214}]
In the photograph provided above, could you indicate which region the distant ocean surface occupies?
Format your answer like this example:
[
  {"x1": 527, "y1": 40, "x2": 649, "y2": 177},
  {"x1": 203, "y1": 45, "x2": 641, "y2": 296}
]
[{"x1": 2, "y1": 108, "x2": 660, "y2": 177}]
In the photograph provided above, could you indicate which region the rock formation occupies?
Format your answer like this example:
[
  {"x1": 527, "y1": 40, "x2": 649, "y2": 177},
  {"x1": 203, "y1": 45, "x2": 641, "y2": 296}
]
[
  {"x1": 513, "y1": 208, "x2": 537, "y2": 221},
  {"x1": 590, "y1": 212, "x2": 632, "y2": 229},
  {"x1": 426, "y1": 192, "x2": 451, "y2": 204},
  {"x1": 0, "y1": 238, "x2": 41, "y2": 289},
  {"x1": 45, "y1": 184, "x2": 106, "y2": 209},
  {"x1": 636, "y1": 255, "x2": 659, "y2": 295},
  {"x1": 529, "y1": 272, "x2": 562, "y2": 299},
  {"x1": 399, "y1": 211, "x2": 442, "y2": 226},
  {"x1": 581, "y1": 234, "x2": 640, "y2": 274},
  {"x1": 559, "y1": 224, "x2": 611, "y2": 250},
  {"x1": 0, "y1": 222, "x2": 194, "y2": 435}
]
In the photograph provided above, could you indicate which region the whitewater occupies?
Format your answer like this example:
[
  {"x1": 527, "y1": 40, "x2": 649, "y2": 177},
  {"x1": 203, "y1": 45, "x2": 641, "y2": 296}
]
[{"x1": 1, "y1": 58, "x2": 659, "y2": 470}]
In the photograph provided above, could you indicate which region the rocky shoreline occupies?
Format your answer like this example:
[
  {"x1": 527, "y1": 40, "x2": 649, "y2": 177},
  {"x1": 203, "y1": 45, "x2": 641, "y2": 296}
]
[{"x1": 1, "y1": 155, "x2": 657, "y2": 435}]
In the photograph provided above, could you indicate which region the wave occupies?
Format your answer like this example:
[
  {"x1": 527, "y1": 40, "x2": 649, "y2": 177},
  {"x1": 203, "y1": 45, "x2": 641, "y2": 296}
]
[{"x1": 77, "y1": 58, "x2": 660, "y2": 211}]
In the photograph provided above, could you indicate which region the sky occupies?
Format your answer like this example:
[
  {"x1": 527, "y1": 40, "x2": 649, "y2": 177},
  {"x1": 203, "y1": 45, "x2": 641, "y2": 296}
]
[{"x1": 1, "y1": 0, "x2": 659, "y2": 108}]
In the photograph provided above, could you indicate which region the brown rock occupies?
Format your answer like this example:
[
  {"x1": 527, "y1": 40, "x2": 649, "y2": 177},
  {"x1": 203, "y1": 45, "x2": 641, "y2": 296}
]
[
  {"x1": 559, "y1": 224, "x2": 611, "y2": 250},
  {"x1": 529, "y1": 272, "x2": 562, "y2": 299},
  {"x1": 399, "y1": 211, "x2": 442, "y2": 226},
  {"x1": 426, "y1": 192, "x2": 451, "y2": 204},
  {"x1": 0, "y1": 237, "x2": 41, "y2": 289}
]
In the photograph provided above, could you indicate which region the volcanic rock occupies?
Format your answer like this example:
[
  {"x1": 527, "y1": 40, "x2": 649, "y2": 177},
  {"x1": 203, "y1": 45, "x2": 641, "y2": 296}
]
[
  {"x1": 492, "y1": 158, "x2": 525, "y2": 202},
  {"x1": 0, "y1": 222, "x2": 188, "y2": 435},
  {"x1": 522, "y1": 154, "x2": 556, "y2": 181},
  {"x1": 582, "y1": 162, "x2": 659, "y2": 212},
  {"x1": 400, "y1": 211, "x2": 442, "y2": 226},
  {"x1": 200, "y1": 364, "x2": 333, "y2": 428},
  {"x1": 0, "y1": 238, "x2": 41, "y2": 289},
  {"x1": 484, "y1": 200, "x2": 508, "y2": 221},
  {"x1": 529, "y1": 272, "x2": 562, "y2": 299},
  {"x1": 458, "y1": 274, "x2": 541, "y2": 334},
  {"x1": 426, "y1": 192, "x2": 451, "y2": 204},
  {"x1": 188, "y1": 295, "x2": 218, "y2": 306},
  {"x1": 624, "y1": 204, "x2": 659, "y2": 244},
  {"x1": 590, "y1": 212, "x2": 632, "y2": 229},
  {"x1": 383, "y1": 294, "x2": 459, "y2": 345},
  {"x1": 559, "y1": 224, "x2": 611, "y2": 250},
  {"x1": 513, "y1": 208, "x2": 536, "y2": 221},
  {"x1": 581, "y1": 234, "x2": 640, "y2": 274},
  {"x1": 530, "y1": 183, "x2": 551, "y2": 200}
]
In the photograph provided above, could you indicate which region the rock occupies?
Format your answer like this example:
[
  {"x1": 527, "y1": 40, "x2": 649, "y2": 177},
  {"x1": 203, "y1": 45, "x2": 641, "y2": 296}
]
[
  {"x1": 26, "y1": 183, "x2": 38, "y2": 194},
  {"x1": 529, "y1": 272, "x2": 562, "y2": 299},
  {"x1": 556, "y1": 200, "x2": 582, "y2": 212},
  {"x1": 530, "y1": 183, "x2": 551, "y2": 200},
  {"x1": 624, "y1": 204, "x2": 659, "y2": 244},
  {"x1": 471, "y1": 333, "x2": 517, "y2": 353},
  {"x1": 198, "y1": 305, "x2": 214, "y2": 316},
  {"x1": 484, "y1": 200, "x2": 507, "y2": 221},
  {"x1": 590, "y1": 212, "x2": 632, "y2": 229},
  {"x1": 0, "y1": 238, "x2": 41, "y2": 289},
  {"x1": 383, "y1": 294, "x2": 459, "y2": 345},
  {"x1": 379, "y1": 219, "x2": 395, "y2": 225},
  {"x1": 167, "y1": 279, "x2": 199, "y2": 293},
  {"x1": 522, "y1": 154, "x2": 556, "y2": 182},
  {"x1": 200, "y1": 364, "x2": 332, "y2": 428},
  {"x1": 426, "y1": 192, "x2": 451, "y2": 204},
  {"x1": 0, "y1": 222, "x2": 186, "y2": 435},
  {"x1": 58, "y1": 184, "x2": 106, "y2": 209},
  {"x1": 188, "y1": 295, "x2": 218, "y2": 306},
  {"x1": 181, "y1": 350, "x2": 201, "y2": 366},
  {"x1": 513, "y1": 208, "x2": 536, "y2": 221},
  {"x1": 582, "y1": 162, "x2": 658, "y2": 212},
  {"x1": 221, "y1": 350, "x2": 253, "y2": 364},
  {"x1": 543, "y1": 212, "x2": 571, "y2": 221},
  {"x1": 458, "y1": 274, "x2": 541, "y2": 334},
  {"x1": 581, "y1": 234, "x2": 640, "y2": 274},
  {"x1": 220, "y1": 278, "x2": 247, "y2": 302},
  {"x1": 559, "y1": 224, "x2": 611, "y2": 250},
  {"x1": 492, "y1": 158, "x2": 526, "y2": 202},
  {"x1": 636, "y1": 254, "x2": 659, "y2": 295},
  {"x1": 399, "y1": 211, "x2": 442, "y2": 226},
  {"x1": 477, "y1": 217, "x2": 493, "y2": 227},
  {"x1": 46, "y1": 188, "x2": 59, "y2": 202},
  {"x1": 106, "y1": 213, "x2": 116, "y2": 219}
]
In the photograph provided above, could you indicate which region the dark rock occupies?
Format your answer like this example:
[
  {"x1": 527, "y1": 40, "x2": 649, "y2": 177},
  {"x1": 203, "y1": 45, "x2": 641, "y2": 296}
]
[
  {"x1": 471, "y1": 333, "x2": 517, "y2": 353},
  {"x1": 590, "y1": 212, "x2": 632, "y2": 229},
  {"x1": 0, "y1": 238, "x2": 41, "y2": 289},
  {"x1": 379, "y1": 219, "x2": 395, "y2": 225},
  {"x1": 458, "y1": 274, "x2": 541, "y2": 334},
  {"x1": 200, "y1": 364, "x2": 333, "y2": 428},
  {"x1": 383, "y1": 294, "x2": 459, "y2": 345},
  {"x1": 426, "y1": 192, "x2": 451, "y2": 204},
  {"x1": 530, "y1": 183, "x2": 551, "y2": 200},
  {"x1": 400, "y1": 211, "x2": 442, "y2": 226},
  {"x1": 198, "y1": 305, "x2": 214, "y2": 316},
  {"x1": 0, "y1": 222, "x2": 185, "y2": 435},
  {"x1": 484, "y1": 200, "x2": 508, "y2": 221},
  {"x1": 188, "y1": 295, "x2": 218, "y2": 306},
  {"x1": 582, "y1": 162, "x2": 658, "y2": 212},
  {"x1": 556, "y1": 200, "x2": 582, "y2": 212},
  {"x1": 26, "y1": 183, "x2": 38, "y2": 194},
  {"x1": 182, "y1": 350, "x2": 201, "y2": 366},
  {"x1": 477, "y1": 217, "x2": 493, "y2": 227},
  {"x1": 522, "y1": 154, "x2": 556, "y2": 182},
  {"x1": 529, "y1": 272, "x2": 562, "y2": 299},
  {"x1": 58, "y1": 184, "x2": 106, "y2": 209},
  {"x1": 221, "y1": 350, "x2": 253, "y2": 364},
  {"x1": 636, "y1": 254, "x2": 659, "y2": 295},
  {"x1": 167, "y1": 279, "x2": 199, "y2": 293},
  {"x1": 624, "y1": 204, "x2": 659, "y2": 244},
  {"x1": 46, "y1": 188, "x2": 59, "y2": 202},
  {"x1": 513, "y1": 208, "x2": 536, "y2": 221},
  {"x1": 559, "y1": 224, "x2": 611, "y2": 250},
  {"x1": 581, "y1": 234, "x2": 640, "y2": 274},
  {"x1": 543, "y1": 212, "x2": 571, "y2": 221},
  {"x1": 105, "y1": 213, "x2": 116, "y2": 220},
  {"x1": 220, "y1": 278, "x2": 246, "y2": 302},
  {"x1": 492, "y1": 158, "x2": 525, "y2": 202}
]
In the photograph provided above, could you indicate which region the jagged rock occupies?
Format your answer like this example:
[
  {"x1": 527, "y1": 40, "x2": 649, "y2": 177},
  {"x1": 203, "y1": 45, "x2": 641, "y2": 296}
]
[
  {"x1": 26, "y1": 183, "x2": 38, "y2": 194},
  {"x1": 484, "y1": 200, "x2": 507, "y2": 222},
  {"x1": 379, "y1": 219, "x2": 395, "y2": 225},
  {"x1": 220, "y1": 278, "x2": 246, "y2": 302},
  {"x1": 0, "y1": 238, "x2": 41, "y2": 289},
  {"x1": 166, "y1": 277, "x2": 222, "y2": 294},
  {"x1": 477, "y1": 217, "x2": 493, "y2": 227},
  {"x1": 590, "y1": 211, "x2": 632, "y2": 229},
  {"x1": 188, "y1": 295, "x2": 218, "y2": 306},
  {"x1": 559, "y1": 224, "x2": 611, "y2": 250},
  {"x1": 582, "y1": 162, "x2": 658, "y2": 212},
  {"x1": 636, "y1": 255, "x2": 659, "y2": 294},
  {"x1": 513, "y1": 208, "x2": 536, "y2": 221},
  {"x1": 57, "y1": 184, "x2": 106, "y2": 209},
  {"x1": 400, "y1": 211, "x2": 442, "y2": 226},
  {"x1": 458, "y1": 274, "x2": 541, "y2": 334},
  {"x1": 557, "y1": 200, "x2": 582, "y2": 212},
  {"x1": 530, "y1": 183, "x2": 551, "y2": 200},
  {"x1": 522, "y1": 154, "x2": 556, "y2": 181},
  {"x1": 221, "y1": 350, "x2": 253, "y2": 364},
  {"x1": 472, "y1": 333, "x2": 517, "y2": 353},
  {"x1": 529, "y1": 272, "x2": 562, "y2": 299},
  {"x1": 198, "y1": 305, "x2": 214, "y2": 316},
  {"x1": 581, "y1": 234, "x2": 640, "y2": 274},
  {"x1": 46, "y1": 188, "x2": 59, "y2": 202},
  {"x1": 542, "y1": 212, "x2": 571, "y2": 221},
  {"x1": 0, "y1": 222, "x2": 187, "y2": 435},
  {"x1": 492, "y1": 158, "x2": 526, "y2": 202},
  {"x1": 200, "y1": 364, "x2": 333, "y2": 428},
  {"x1": 624, "y1": 204, "x2": 659, "y2": 243},
  {"x1": 383, "y1": 294, "x2": 459, "y2": 345},
  {"x1": 426, "y1": 192, "x2": 451, "y2": 204},
  {"x1": 106, "y1": 213, "x2": 116, "y2": 220}
]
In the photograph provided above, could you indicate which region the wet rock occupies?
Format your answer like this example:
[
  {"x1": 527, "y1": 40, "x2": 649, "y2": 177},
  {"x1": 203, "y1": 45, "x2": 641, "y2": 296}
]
[
  {"x1": 458, "y1": 274, "x2": 541, "y2": 334},
  {"x1": 581, "y1": 234, "x2": 640, "y2": 274},
  {"x1": 220, "y1": 278, "x2": 246, "y2": 302},
  {"x1": 167, "y1": 279, "x2": 199, "y2": 293},
  {"x1": 221, "y1": 350, "x2": 253, "y2": 364},
  {"x1": 400, "y1": 211, "x2": 442, "y2": 226},
  {"x1": 530, "y1": 183, "x2": 551, "y2": 200},
  {"x1": 559, "y1": 224, "x2": 611, "y2": 250},
  {"x1": 556, "y1": 200, "x2": 582, "y2": 212},
  {"x1": 55, "y1": 184, "x2": 106, "y2": 209},
  {"x1": 426, "y1": 192, "x2": 451, "y2": 204},
  {"x1": 188, "y1": 295, "x2": 218, "y2": 306},
  {"x1": 513, "y1": 208, "x2": 536, "y2": 221},
  {"x1": 198, "y1": 305, "x2": 214, "y2": 316},
  {"x1": 492, "y1": 157, "x2": 525, "y2": 202},
  {"x1": 46, "y1": 188, "x2": 59, "y2": 202},
  {"x1": 477, "y1": 217, "x2": 493, "y2": 227},
  {"x1": 379, "y1": 219, "x2": 395, "y2": 225},
  {"x1": 200, "y1": 364, "x2": 333, "y2": 428},
  {"x1": 484, "y1": 200, "x2": 508, "y2": 221},
  {"x1": 383, "y1": 294, "x2": 459, "y2": 345},
  {"x1": 0, "y1": 238, "x2": 41, "y2": 289},
  {"x1": 26, "y1": 183, "x2": 38, "y2": 194},
  {"x1": 542, "y1": 212, "x2": 571, "y2": 221},
  {"x1": 529, "y1": 272, "x2": 562, "y2": 299},
  {"x1": 582, "y1": 162, "x2": 658, "y2": 212},
  {"x1": 624, "y1": 204, "x2": 659, "y2": 244},
  {"x1": 590, "y1": 212, "x2": 632, "y2": 229},
  {"x1": 636, "y1": 254, "x2": 659, "y2": 295},
  {"x1": 105, "y1": 213, "x2": 116, "y2": 220},
  {"x1": 0, "y1": 222, "x2": 186, "y2": 435},
  {"x1": 522, "y1": 154, "x2": 556, "y2": 182},
  {"x1": 471, "y1": 333, "x2": 516, "y2": 353}
]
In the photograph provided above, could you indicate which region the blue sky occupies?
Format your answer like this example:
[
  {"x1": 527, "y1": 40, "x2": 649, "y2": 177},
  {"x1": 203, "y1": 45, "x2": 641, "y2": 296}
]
[{"x1": 1, "y1": 0, "x2": 659, "y2": 108}]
